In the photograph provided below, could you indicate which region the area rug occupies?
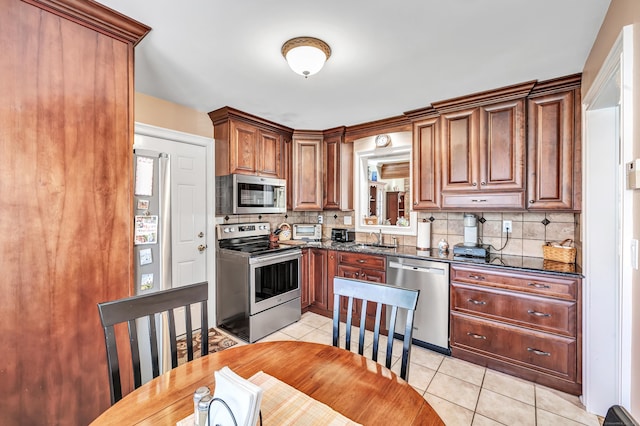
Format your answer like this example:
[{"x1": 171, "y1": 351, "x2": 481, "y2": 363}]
[{"x1": 176, "y1": 327, "x2": 238, "y2": 365}]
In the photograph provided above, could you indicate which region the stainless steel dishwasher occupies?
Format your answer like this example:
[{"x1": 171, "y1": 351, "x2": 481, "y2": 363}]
[{"x1": 387, "y1": 256, "x2": 450, "y2": 355}]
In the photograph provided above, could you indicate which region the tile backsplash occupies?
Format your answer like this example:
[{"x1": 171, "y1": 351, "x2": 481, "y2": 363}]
[{"x1": 216, "y1": 210, "x2": 580, "y2": 263}]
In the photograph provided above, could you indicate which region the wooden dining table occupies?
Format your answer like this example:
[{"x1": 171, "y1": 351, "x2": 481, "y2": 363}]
[{"x1": 92, "y1": 340, "x2": 444, "y2": 425}]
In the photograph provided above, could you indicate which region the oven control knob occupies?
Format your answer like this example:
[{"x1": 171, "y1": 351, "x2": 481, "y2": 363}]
[{"x1": 223, "y1": 227, "x2": 230, "y2": 233}]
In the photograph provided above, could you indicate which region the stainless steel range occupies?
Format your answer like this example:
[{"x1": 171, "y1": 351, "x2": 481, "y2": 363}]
[{"x1": 216, "y1": 222, "x2": 301, "y2": 343}]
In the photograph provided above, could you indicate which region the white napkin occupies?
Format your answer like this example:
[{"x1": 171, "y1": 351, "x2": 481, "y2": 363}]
[{"x1": 208, "y1": 367, "x2": 263, "y2": 426}]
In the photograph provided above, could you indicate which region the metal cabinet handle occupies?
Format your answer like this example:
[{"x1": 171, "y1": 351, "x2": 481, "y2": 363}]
[
  {"x1": 468, "y1": 299, "x2": 487, "y2": 305},
  {"x1": 467, "y1": 332, "x2": 486, "y2": 340},
  {"x1": 414, "y1": 201, "x2": 418, "y2": 205},
  {"x1": 472, "y1": 182, "x2": 477, "y2": 186},
  {"x1": 481, "y1": 181, "x2": 486, "y2": 186},
  {"x1": 468, "y1": 274, "x2": 485, "y2": 280},
  {"x1": 529, "y1": 200, "x2": 535, "y2": 204},
  {"x1": 361, "y1": 273, "x2": 367, "y2": 279},
  {"x1": 527, "y1": 347, "x2": 551, "y2": 356},
  {"x1": 471, "y1": 199, "x2": 487, "y2": 202},
  {"x1": 528, "y1": 309, "x2": 551, "y2": 317},
  {"x1": 354, "y1": 272, "x2": 359, "y2": 277},
  {"x1": 357, "y1": 259, "x2": 365, "y2": 263},
  {"x1": 527, "y1": 282, "x2": 550, "y2": 289}
]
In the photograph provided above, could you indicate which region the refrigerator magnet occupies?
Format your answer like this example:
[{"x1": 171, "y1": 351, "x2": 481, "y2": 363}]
[
  {"x1": 139, "y1": 248, "x2": 152, "y2": 266},
  {"x1": 140, "y1": 273, "x2": 154, "y2": 291}
]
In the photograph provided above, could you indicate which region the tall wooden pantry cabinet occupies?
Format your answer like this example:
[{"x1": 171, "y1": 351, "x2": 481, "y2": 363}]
[{"x1": 0, "y1": 0, "x2": 149, "y2": 423}]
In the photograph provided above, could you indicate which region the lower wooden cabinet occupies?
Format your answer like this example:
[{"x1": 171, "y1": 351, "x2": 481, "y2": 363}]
[
  {"x1": 335, "y1": 252, "x2": 387, "y2": 332},
  {"x1": 302, "y1": 248, "x2": 333, "y2": 316},
  {"x1": 450, "y1": 264, "x2": 581, "y2": 395}
]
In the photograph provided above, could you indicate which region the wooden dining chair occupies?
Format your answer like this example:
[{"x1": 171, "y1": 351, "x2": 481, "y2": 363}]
[
  {"x1": 332, "y1": 277, "x2": 419, "y2": 380},
  {"x1": 97, "y1": 281, "x2": 209, "y2": 404}
]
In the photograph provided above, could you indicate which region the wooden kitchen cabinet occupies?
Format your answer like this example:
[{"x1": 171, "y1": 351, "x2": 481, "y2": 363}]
[
  {"x1": 209, "y1": 107, "x2": 293, "y2": 178},
  {"x1": 527, "y1": 75, "x2": 582, "y2": 211},
  {"x1": 292, "y1": 131, "x2": 324, "y2": 210},
  {"x1": 301, "y1": 248, "x2": 311, "y2": 309},
  {"x1": 411, "y1": 114, "x2": 441, "y2": 210},
  {"x1": 450, "y1": 263, "x2": 581, "y2": 395},
  {"x1": 335, "y1": 252, "x2": 387, "y2": 332},
  {"x1": 310, "y1": 248, "x2": 329, "y2": 311},
  {"x1": 0, "y1": 1, "x2": 149, "y2": 423},
  {"x1": 323, "y1": 127, "x2": 353, "y2": 211},
  {"x1": 438, "y1": 96, "x2": 528, "y2": 210}
]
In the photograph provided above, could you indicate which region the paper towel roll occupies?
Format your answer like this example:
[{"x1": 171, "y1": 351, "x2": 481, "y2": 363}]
[{"x1": 417, "y1": 221, "x2": 431, "y2": 250}]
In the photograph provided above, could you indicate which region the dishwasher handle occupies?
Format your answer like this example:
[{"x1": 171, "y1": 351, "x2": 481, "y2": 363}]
[{"x1": 388, "y1": 260, "x2": 446, "y2": 275}]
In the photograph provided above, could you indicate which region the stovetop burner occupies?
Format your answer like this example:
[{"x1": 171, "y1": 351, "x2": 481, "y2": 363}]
[{"x1": 217, "y1": 222, "x2": 298, "y2": 256}]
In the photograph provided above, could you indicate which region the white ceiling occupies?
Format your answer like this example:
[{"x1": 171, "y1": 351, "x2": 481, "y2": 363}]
[{"x1": 98, "y1": 0, "x2": 611, "y2": 130}]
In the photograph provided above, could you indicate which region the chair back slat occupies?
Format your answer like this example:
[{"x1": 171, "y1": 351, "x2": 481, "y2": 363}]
[
  {"x1": 97, "y1": 281, "x2": 209, "y2": 404},
  {"x1": 332, "y1": 278, "x2": 419, "y2": 380},
  {"x1": 127, "y1": 319, "x2": 142, "y2": 389}
]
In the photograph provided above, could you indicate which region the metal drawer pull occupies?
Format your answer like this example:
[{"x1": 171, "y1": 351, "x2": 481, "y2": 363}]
[
  {"x1": 468, "y1": 274, "x2": 486, "y2": 280},
  {"x1": 527, "y1": 347, "x2": 551, "y2": 356},
  {"x1": 468, "y1": 299, "x2": 487, "y2": 305},
  {"x1": 528, "y1": 309, "x2": 551, "y2": 317},
  {"x1": 528, "y1": 282, "x2": 550, "y2": 289},
  {"x1": 467, "y1": 332, "x2": 486, "y2": 340},
  {"x1": 357, "y1": 259, "x2": 365, "y2": 263},
  {"x1": 471, "y1": 199, "x2": 488, "y2": 202}
]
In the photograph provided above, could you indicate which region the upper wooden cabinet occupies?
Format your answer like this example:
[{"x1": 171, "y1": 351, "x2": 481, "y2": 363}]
[
  {"x1": 323, "y1": 127, "x2": 353, "y2": 211},
  {"x1": 292, "y1": 131, "x2": 323, "y2": 210},
  {"x1": 209, "y1": 107, "x2": 293, "y2": 178},
  {"x1": 411, "y1": 113, "x2": 441, "y2": 210},
  {"x1": 527, "y1": 75, "x2": 582, "y2": 211},
  {"x1": 436, "y1": 83, "x2": 531, "y2": 210}
]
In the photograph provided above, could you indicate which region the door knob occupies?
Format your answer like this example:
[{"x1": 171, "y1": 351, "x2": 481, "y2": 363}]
[{"x1": 198, "y1": 244, "x2": 207, "y2": 252}]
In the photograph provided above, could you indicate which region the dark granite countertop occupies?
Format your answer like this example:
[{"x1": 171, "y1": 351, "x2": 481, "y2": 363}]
[{"x1": 284, "y1": 240, "x2": 582, "y2": 278}]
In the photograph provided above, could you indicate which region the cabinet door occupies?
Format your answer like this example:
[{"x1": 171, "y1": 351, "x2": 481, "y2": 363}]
[
  {"x1": 292, "y1": 135, "x2": 323, "y2": 210},
  {"x1": 336, "y1": 265, "x2": 360, "y2": 316},
  {"x1": 479, "y1": 99, "x2": 525, "y2": 191},
  {"x1": 300, "y1": 248, "x2": 310, "y2": 308},
  {"x1": 327, "y1": 250, "x2": 338, "y2": 312},
  {"x1": 412, "y1": 116, "x2": 441, "y2": 209},
  {"x1": 309, "y1": 248, "x2": 328, "y2": 310},
  {"x1": 229, "y1": 120, "x2": 258, "y2": 174},
  {"x1": 323, "y1": 134, "x2": 340, "y2": 210},
  {"x1": 527, "y1": 90, "x2": 578, "y2": 210},
  {"x1": 284, "y1": 137, "x2": 293, "y2": 210},
  {"x1": 441, "y1": 108, "x2": 480, "y2": 192},
  {"x1": 256, "y1": 129, "x2": 281, "y2": 178}
]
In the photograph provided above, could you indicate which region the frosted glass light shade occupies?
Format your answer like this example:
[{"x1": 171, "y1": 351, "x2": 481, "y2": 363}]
[{"x1": 281, "y1": 37, "x2": 331, "y2": 77}]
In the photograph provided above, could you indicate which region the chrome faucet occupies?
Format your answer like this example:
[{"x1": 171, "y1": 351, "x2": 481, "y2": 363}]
[{"x1": 370, "y1": 229, "x2": 382, "y2": 245}]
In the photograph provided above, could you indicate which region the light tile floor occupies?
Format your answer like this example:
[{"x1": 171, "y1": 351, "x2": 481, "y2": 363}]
[{"x1": 252, "y1": 312, "x2": 602, "y2": 426}]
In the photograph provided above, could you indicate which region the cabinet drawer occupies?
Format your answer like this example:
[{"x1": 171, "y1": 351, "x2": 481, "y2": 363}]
[
  {"x1": 451, "y1": 313, "x2": 576, "y2": 380},
  {"x1": 451, "y1": 264, "x2": 578, "y2": 300},
  {"x1": 451, "y1": 283, "x2": 576, "y2": 336},
  {"x1": 442, "y1": 192, "x2": 525, "y2": 210},
  {"x1": 338, "y1": 252, "x2": 385, "y2": 270}
]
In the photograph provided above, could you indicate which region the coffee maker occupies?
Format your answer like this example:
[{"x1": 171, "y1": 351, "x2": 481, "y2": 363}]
[{"x1": 453, "y1": 213, "x2": 490, "y2": 258}]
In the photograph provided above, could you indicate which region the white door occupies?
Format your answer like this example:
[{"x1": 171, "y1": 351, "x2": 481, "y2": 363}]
[{"x1": 134, "y1": 125, "x2": 213, "y2": 368}]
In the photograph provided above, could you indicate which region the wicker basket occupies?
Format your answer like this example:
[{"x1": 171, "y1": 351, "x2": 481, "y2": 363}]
[{"x1": 542, "y1": 239, "x2": 576, "y2": 264}]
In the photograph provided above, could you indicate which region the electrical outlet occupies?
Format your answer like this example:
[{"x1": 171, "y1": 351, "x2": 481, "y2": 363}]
[
  {"x1": 317, "y1": 215, "x2": 323, "y2": 224},
  {"x1": 502, "y1": 220, "x2": 512, "y2": 233}
]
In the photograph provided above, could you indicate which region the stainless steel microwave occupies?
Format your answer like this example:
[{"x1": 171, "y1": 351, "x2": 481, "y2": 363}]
[{"x1": 216, "y1": 174, "x2": 286, "y2": 215}]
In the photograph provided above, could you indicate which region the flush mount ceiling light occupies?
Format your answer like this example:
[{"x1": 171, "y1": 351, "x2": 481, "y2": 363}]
[{"x1": 281, "y1": 37, "x2": 331, "y2": 78}]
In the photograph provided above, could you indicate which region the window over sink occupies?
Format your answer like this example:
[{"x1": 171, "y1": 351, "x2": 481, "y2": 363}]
[{"x1": 353, "y1": 132, "x2": 417, "y2": 236}]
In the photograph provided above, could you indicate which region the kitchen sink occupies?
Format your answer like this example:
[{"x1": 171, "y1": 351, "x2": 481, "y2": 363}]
[{"x1": 352, "y1": 243, "x2": 397, "y2": 251}]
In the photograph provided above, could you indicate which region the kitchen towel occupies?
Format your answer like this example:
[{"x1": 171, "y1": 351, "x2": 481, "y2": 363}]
[{"x1": 417, "y1": 221, "x2": 431, "y2": 250}]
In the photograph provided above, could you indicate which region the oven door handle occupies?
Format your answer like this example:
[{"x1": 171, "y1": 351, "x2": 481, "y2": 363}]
[{"x1": 248, "y1": 250, "x2": 301, "y2": 265}]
